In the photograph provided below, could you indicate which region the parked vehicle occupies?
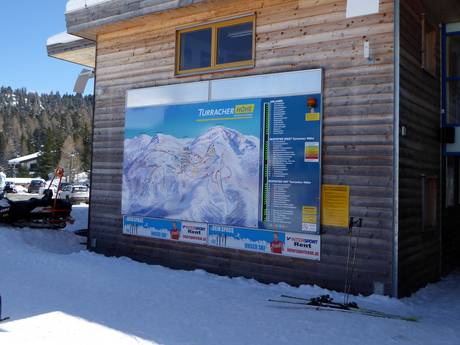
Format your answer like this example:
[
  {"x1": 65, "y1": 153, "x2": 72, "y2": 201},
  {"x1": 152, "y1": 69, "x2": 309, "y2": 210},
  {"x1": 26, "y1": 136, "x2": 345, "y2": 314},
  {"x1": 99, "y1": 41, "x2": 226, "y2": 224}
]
[
  {"x1": 27, "y1": 179, "x2": 46, "y2": 193},
  {"x1": 0, "y1": 189, "x2": 73, "y2": 229},
  {"x1": 3, "y1": 182, "x2": 17, "y2": 194},
  {"x1": 58, "y1": 185, "x2": 89, "y2": 204},
  {"x1": 60, "y1": 182, "x2": 72, "y2": 190},
  {"x1": 39, "y1": 181, "x2": 59, "y2": 197},
  {"x1": 15, "y1": 185, "x2": 28, "y2": 193}
]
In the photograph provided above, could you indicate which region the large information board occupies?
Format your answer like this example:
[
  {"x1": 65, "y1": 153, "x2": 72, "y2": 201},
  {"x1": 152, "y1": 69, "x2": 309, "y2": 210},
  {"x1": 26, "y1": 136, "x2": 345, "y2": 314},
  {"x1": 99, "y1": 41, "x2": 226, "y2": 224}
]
[
  {"x1": 122, "y1": 70, "x2": 322, "y2": 260},
  {"x1": 263, "y1": 96, "x2": 321, "y2": 234}
]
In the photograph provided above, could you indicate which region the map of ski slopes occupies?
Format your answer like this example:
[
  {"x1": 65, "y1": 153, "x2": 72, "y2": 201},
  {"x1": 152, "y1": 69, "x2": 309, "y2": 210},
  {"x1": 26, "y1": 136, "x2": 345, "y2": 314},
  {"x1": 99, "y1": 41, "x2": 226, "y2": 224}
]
[{"x1": 122, "y1": 100, "x2": 262, "y2": 228}]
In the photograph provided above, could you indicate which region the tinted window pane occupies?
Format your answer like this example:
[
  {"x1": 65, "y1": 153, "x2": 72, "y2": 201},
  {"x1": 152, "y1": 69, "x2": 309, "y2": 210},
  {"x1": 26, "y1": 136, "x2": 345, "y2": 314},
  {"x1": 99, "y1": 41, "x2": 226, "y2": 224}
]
[
  {"x1": 447, "y1": 80, "x2": 460, "y2": 124},
  {"x1": 447, "y1": 36, "x2": 460, "y2": 77},
  {"x1": 217, "y1": 22, "x2": 253, "y2": 65},
  {"x1": 180, "y1": 28, "x2": 212, "y2": 71}
]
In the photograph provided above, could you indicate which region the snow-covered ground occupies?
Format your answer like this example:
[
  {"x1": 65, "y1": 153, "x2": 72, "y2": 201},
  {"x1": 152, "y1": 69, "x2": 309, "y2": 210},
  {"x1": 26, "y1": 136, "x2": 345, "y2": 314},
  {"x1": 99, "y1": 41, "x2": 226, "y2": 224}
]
[
  {"x1": 0, "y1": 205, "x2": 459, "y2": 345},
  {"x1": 64, "y1": 203, "x2": 89, "y2": 233}
]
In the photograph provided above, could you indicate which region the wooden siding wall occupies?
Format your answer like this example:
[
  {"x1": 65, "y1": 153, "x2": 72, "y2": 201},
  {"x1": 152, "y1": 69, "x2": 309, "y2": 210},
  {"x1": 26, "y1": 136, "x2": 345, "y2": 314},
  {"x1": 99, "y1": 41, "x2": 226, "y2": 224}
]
[
  {"x1": 398, "y1": 0, "x2": 441, "y2": 297},
  {"x1": 90, "y1": 0, "x2": 395, "y2": 295}
]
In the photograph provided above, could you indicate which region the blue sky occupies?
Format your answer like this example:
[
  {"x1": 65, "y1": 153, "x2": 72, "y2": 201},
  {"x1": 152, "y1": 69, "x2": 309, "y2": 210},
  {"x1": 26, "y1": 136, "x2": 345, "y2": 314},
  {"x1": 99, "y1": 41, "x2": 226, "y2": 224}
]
[
  {"x1": 0, "y1": 1, "x2": 93, "y2": 95},
  {"x1": 125, "y1": 100, "x2": 262, "y2": 139}
]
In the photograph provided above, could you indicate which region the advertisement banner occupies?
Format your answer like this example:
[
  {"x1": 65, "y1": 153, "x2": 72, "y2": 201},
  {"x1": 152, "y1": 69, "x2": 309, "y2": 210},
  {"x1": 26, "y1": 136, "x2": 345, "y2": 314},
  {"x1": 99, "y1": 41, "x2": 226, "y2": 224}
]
[
  {"x1": 208, "y1": 224, "x2": 285, "y2": 255},
  {"x1": 123, "y1": 216, "x2": 320, "y2": 260},
  {"x1": 181, "y1": 221, "x2": 208, "y2": 245},
  {"x1": 123, "y1": 216, "x2": 208, "y2": 244},
  {"x1": 284, "y1": 232, "x2": 321, "y2": 260},
  {"x1": 123, "y1": 217, "x2": 182, "y2": 241}
]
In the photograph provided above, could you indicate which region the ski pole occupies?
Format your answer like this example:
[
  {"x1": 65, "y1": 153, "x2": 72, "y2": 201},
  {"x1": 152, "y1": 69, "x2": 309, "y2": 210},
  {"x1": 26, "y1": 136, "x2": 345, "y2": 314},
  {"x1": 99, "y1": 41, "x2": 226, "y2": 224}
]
[
  {"x1": 344, "y1": 217, "x2": 362, "y2": 305},
  {"x1": 343, "y1": 217, "x2": 354, "y2": 305},
  {"x1": 346, "y1": 223, "x2": 362, "y2": 305}
]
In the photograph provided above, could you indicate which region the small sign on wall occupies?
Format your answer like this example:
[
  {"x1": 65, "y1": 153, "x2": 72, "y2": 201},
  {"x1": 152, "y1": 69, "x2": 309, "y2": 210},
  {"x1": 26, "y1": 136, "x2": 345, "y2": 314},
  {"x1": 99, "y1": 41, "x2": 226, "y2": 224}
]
[
  {"x1": 321, "y1": 185, "x2": 350, "y2": 228},
  {"x1": 346, "y1": 0, "x2": 379, "y2": 18}
]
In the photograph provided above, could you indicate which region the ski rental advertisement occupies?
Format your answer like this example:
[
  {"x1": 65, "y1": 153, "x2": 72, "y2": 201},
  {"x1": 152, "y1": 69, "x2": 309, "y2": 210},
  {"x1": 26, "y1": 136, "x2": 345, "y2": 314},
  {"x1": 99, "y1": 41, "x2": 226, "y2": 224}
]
[{"x1": 122, "y1": 70, "x2": 322, "y2": 261}]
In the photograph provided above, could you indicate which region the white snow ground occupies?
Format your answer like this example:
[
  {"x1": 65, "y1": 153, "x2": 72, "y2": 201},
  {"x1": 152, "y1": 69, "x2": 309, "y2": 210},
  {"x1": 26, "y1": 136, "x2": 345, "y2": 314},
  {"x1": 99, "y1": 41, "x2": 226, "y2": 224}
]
[{"x1": 0, "y1": 205, "x2": 459, "y2": 345}]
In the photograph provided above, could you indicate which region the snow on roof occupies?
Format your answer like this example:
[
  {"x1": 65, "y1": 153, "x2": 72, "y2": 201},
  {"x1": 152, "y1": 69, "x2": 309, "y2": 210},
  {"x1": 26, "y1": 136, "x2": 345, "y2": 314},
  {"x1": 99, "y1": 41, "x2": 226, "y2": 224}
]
[
  {"x1": 5, "y1": 177, "x2": 33, "y2": 185},
  {"x1": 8, "y1": 152, "x2": 41, "y2": 164},
  {"x1": 66, "y1": 0, "x2": 113, "y2": 13},
  {"x1": 47, "y1": 32, "x2": 83, "y2": 46}
]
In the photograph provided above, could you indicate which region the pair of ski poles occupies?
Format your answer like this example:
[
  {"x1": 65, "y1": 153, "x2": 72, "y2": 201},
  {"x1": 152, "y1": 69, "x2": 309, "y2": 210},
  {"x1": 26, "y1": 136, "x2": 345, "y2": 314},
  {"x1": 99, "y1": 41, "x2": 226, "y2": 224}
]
[{"x1": 343, "y1": 216, "x2": 363, "y2": 305}]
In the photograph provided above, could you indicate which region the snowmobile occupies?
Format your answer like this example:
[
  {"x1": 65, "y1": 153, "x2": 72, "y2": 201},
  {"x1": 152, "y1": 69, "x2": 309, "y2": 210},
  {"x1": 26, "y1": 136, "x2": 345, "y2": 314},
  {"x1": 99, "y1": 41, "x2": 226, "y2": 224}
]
[{"x1": 0, "y1": 167, "x2": 74, "y2": 229}]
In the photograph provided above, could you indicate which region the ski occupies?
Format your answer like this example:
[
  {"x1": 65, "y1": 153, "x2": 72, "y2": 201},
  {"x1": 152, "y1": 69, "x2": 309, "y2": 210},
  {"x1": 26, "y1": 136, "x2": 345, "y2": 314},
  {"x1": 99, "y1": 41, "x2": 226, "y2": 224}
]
[
  {"x1": 280, "y1": 294, "x2": 418, "y2": 321},
  {"x1": 281, "y1": 294, "x2": 357, "y2": 308},
  {"x1": 269, "y1": 297, "x2": 419, "y2": 322}
]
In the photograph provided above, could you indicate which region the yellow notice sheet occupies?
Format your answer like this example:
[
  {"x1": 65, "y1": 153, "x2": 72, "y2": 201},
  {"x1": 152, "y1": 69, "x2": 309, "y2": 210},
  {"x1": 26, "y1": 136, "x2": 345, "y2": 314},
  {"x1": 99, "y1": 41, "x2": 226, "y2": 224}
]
[{"x1": 321, "y1": 185, "x2": 350, "y2": 228}]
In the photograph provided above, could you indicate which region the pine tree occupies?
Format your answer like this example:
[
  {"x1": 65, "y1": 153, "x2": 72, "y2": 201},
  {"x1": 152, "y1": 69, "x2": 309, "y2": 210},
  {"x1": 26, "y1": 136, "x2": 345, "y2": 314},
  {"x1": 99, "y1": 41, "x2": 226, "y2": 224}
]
[
  {"x1": 16, "y1": 164, "x2": 30, "y2": 178},
  {"x1": 37, "y1": 130, "x2": 56, "y2": 179},
  {"x1": 0, "y1": 87, "x2": 93, "y2": 179},
  {"x1": 81, "y1": 123, "x2": 91, "y2": 171}
]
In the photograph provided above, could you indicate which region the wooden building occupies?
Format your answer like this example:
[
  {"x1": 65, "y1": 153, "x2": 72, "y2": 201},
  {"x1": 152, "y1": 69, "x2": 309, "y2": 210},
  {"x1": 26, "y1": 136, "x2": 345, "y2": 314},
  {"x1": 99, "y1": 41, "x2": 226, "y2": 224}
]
[{"x1": 48, "y1": 0, "x2": 460, "y2": 297}]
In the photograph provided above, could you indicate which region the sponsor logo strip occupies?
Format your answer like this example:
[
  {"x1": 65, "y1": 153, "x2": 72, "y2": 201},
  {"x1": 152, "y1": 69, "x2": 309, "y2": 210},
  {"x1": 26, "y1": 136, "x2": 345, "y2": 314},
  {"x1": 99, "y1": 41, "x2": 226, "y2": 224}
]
[{"x1": 123, "y1": 216, "x2": 320, "y2": 261}]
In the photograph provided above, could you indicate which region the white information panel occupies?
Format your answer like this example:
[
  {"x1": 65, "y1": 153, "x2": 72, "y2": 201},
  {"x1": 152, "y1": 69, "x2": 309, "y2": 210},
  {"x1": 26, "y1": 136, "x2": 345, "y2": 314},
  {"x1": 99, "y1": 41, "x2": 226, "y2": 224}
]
[
  {"x1": 126, "y1": 69, "x2": 322, "y2": 107},
  {"x1": 127, "y1": 81, "x2": 210, "y2": 108},
  {"x1": 446, "y1": 127, "x2": 460, "y2": 154},
  {"x1": 210, "y1": 69, "x2": 322, "y2": 101},
  {"x1": 346, "y1": 0, "x2": 379, "y2": 18}
]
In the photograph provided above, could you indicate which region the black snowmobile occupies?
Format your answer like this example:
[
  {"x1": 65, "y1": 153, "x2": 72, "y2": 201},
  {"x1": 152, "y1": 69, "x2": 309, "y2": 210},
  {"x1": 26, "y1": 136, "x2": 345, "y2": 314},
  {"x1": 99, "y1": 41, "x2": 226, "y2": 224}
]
[
  {"x1": 0, "y1": 189, "x2": 73, "y2": 229},
  {"x1": 0, "y1": 167, "x2": 74, "y2": 229}
]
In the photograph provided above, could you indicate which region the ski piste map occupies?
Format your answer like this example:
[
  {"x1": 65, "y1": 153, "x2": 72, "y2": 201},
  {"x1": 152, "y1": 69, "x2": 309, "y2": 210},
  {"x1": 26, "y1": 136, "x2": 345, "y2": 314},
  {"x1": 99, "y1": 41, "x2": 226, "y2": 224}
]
[{"x1": 122, "y1": 93, "x2": 322, "y2": 261}]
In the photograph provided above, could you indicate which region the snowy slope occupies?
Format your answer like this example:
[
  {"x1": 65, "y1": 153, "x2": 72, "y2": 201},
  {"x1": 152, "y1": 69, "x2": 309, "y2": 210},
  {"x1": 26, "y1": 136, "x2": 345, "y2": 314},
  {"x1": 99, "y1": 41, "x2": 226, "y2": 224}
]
[
  {"x1": 1, "y1": 220, "x2": 460, "y2": 345},
  {"x1": 123, "y1": 126, "x2": 261, "y2": 227}
]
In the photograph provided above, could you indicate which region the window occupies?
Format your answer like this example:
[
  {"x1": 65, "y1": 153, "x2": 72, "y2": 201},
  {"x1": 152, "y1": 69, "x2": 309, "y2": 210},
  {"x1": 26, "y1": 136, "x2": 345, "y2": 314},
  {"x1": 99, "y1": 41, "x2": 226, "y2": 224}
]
[
  {"x1": 446, "y1": 34, "x2": 460, "y2": 124},
  {"x1": 421, "y1": 175, "x2": 438, "y2": 229},
  {"x1": 421, "y1": 14, "x2": 438, "y2": 76},
  {"x1": 176, "y1": 16, "x2": 255, "y2": 75},
  {"x1": 445, "y1": 157, "x2": 460, "y2": 207},
  {"x1": 179, "y1": 28, "x2": 212, "y2": 71}
]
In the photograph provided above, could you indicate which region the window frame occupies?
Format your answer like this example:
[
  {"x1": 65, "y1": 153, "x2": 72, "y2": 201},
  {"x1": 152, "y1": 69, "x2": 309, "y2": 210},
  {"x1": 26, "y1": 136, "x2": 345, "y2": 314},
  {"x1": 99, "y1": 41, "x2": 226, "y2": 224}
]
[
  {"x1": 421, "y1": 13, "x2": 438, "y2": 77},
  {"x1": 175, "y1": 15, "x2": 255, "y2": 76}
]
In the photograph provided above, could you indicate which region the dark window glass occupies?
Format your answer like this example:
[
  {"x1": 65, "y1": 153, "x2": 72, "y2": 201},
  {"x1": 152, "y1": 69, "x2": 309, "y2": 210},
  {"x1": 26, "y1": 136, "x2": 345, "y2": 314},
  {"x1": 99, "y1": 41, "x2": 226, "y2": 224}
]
[
  {"x1": 447, "y1": 36, "x2": 460, "y2": 77},
  {"x1": 217, "y1": 22, "x2": 253, "y2": 65},
  {"x1": 447, "y1": 80, "x2": 460, "y2": 124},
  {"x1": 446, "y1": 157, "x2": 456, "y2": 207},
  {"x1": 179, "y1": 28, "x2": 212, "y2": 71}
]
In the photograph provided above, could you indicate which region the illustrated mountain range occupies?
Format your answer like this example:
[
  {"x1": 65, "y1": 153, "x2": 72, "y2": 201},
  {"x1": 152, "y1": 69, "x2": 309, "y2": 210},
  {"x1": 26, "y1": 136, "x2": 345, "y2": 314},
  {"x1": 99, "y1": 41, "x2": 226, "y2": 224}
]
[{"x1": 123, "y1": 126, "x2": 261, "y2": 228}]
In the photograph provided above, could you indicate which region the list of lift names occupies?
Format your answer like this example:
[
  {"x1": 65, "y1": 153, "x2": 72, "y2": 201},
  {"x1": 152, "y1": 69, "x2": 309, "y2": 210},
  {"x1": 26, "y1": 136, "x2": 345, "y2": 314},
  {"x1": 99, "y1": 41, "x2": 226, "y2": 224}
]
[{"x1": 264, "y1": 96, "x2": 320, "y2": 233}]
